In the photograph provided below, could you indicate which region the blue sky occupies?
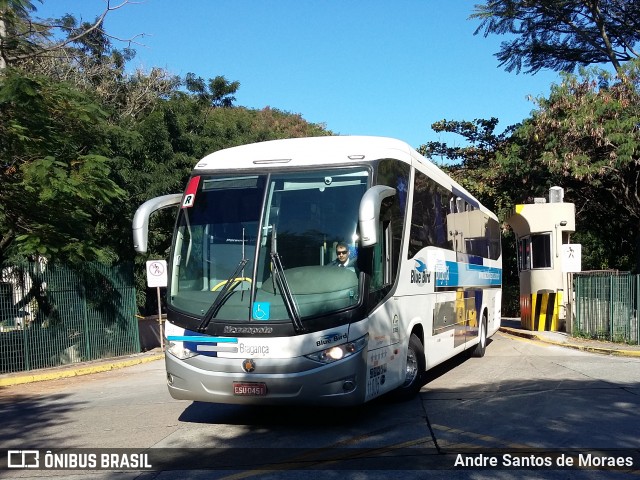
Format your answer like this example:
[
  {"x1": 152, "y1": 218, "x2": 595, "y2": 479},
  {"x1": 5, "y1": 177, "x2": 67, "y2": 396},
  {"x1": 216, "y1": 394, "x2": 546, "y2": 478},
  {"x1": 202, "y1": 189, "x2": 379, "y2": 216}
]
[{"x1": 35, "y1": 0, "x2": 561, "y2": 151}]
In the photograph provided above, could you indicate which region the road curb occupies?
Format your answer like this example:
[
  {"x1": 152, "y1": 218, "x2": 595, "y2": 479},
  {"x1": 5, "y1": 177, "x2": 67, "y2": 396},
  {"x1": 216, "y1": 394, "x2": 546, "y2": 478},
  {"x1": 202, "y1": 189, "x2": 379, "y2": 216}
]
[
  {"x1": 3, "y1": 328, "x2": 640, "y2": 389},
  {"x1": 0, "y1": 353, "x2": 165, "y2": 387},
  {"x1": 499, "y1": 327, "x2": 640, "y2": 358}
]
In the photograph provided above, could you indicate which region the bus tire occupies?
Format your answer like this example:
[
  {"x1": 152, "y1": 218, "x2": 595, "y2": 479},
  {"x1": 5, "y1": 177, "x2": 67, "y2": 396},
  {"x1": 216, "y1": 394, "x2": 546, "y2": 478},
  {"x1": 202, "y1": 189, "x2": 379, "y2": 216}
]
[
  {"x1": 392, "y1": 333, "x2": 425, "y2": 400},
  {"x1": 471, "y1": 313, "x2": 487, "y2": 358}
]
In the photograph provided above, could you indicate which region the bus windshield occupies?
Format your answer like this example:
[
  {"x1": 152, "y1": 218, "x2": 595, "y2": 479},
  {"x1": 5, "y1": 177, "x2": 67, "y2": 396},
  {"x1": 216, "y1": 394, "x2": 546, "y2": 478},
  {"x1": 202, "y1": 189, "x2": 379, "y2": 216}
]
[{"x1": 169, "y1": 167, "x2": 369, "y2": 324}]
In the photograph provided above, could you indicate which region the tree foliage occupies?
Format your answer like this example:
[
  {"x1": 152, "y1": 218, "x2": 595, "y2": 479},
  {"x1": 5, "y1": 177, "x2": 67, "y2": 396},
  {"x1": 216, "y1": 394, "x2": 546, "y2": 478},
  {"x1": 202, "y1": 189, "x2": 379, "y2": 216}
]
[
  {"x1": 0, "y1": 0, "x2": 41, "y2": 69},
  {"x1": 0, "y1": 70, "x2": 126, "y2": 264},
  {"x1": 0, "y1": 0, "x2": 139, "y2": 70},
  {"x1": 424, "y1": 61, "x2": 640, "y2": 273},
  {"x1": 471, "y1": 0, "x2": 640, "y2": 73},
  {"x1": 0, "y1": 1, "x2": 331, "y2": 315},
  {"x1": 418, "y1": 118, "x2": 517, "y2": 216},
  {"x1": 184, "y1": 73, "x2": 239, "y2": 108},
  {"x1": 503, "y1": 61, "x2": 640, "y2": 270}
]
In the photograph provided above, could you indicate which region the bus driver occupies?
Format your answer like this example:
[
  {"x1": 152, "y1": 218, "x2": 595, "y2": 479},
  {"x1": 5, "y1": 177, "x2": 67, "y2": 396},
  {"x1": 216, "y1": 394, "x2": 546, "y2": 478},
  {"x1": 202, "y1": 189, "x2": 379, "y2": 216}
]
[{"x1": 329, "y1": 242, "x2": 356, "y2": 269}]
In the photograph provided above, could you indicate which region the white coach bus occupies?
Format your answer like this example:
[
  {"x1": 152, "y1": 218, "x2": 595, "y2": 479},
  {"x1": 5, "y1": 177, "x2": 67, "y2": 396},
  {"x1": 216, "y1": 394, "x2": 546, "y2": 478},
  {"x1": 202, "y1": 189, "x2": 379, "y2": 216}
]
[{"x1": 133, "y1": 136, "x2": 502, "y2": 406}]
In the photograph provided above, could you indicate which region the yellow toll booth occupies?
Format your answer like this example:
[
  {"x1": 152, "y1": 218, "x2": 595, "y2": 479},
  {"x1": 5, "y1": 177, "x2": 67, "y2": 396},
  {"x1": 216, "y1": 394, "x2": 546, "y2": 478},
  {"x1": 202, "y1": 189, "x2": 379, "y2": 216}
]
[{"x1": 507, "y1": 187, "x2": 576, "y2": 332}]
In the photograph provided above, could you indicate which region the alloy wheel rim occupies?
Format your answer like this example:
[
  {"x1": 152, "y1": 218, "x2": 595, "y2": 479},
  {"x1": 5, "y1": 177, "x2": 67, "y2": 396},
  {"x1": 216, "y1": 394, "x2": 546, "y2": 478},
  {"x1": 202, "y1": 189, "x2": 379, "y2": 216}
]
[{"x1": 404, "y1": 349, "x2": 418, "y2": 387}]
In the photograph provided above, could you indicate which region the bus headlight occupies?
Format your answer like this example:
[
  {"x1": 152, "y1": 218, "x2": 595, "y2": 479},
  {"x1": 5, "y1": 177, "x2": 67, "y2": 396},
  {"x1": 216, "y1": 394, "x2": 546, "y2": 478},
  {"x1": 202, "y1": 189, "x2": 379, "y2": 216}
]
[
  {"x1": 305, "y1": 334, "x2": 368, "y2": 364},
  {"x1": 167, "y1": 340, "x2": 198, "y2": 360}
]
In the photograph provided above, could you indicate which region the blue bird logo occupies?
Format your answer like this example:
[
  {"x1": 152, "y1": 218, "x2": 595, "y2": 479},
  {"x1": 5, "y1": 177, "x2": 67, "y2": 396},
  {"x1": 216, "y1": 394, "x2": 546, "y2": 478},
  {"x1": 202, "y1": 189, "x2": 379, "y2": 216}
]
[{"x1": 415, "y1": 259, "x2": 427, "y2": 272}]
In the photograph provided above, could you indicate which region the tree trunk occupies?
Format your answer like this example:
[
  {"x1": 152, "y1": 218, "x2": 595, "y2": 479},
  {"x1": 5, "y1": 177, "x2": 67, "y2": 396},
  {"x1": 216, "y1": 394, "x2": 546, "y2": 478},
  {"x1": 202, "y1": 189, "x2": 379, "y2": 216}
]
[{"x1": 0, "y1": 16, "x2": 6, "y2": 70}]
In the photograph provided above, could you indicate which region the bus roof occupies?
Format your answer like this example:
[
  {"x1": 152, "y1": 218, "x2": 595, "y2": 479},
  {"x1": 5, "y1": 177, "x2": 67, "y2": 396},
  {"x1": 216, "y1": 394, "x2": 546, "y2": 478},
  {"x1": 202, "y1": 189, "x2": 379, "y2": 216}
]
[
  {"x1": 193, "y1": 135, "x2": 491, "y2": 216},
  {"x1": 194, "y1": 136, "x2": 414, "y2": 170}
]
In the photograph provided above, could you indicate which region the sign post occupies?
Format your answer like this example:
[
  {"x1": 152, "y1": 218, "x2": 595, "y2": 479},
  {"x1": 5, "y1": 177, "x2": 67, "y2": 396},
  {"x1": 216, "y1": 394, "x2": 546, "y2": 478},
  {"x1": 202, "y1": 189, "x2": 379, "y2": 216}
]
[{"x1": 146, "y1": 260, "x2": 168, "y2": 350}]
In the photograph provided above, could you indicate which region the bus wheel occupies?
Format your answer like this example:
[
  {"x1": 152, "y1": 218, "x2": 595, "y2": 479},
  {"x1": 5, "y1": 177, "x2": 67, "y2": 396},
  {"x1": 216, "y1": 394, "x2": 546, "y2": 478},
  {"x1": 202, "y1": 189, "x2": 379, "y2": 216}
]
[
  {"x1": 392, "y1": 333, "x2": 425, "y2": 400},
  {"x1": 471, "y1": 313, "x2": 487, "y2": 358}
]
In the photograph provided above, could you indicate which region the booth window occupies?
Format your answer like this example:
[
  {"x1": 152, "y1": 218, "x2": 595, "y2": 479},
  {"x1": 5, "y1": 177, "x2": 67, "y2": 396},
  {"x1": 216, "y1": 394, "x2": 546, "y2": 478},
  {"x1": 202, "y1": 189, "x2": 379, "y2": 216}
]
[{"x1": 518, "y1": 233, "x2": 552, "y2": 270}]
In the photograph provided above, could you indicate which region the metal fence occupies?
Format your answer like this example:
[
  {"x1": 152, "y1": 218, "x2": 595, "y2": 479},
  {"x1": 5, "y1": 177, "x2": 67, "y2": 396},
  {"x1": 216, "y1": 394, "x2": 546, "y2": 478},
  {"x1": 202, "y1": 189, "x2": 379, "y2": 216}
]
[
  {"x1": 574, "y1": 271, "x2": 639, "y2": 344},
  {"x1": 0, "y1": 261, "x2": 140, "y2": 374}
]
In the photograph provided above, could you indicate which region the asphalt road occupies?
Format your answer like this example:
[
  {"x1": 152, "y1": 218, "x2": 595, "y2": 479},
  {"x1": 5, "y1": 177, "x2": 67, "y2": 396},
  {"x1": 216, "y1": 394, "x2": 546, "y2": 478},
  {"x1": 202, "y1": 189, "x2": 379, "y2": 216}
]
[{"x1": 1, "y1": 331, "x2": 639, "y2": 479}]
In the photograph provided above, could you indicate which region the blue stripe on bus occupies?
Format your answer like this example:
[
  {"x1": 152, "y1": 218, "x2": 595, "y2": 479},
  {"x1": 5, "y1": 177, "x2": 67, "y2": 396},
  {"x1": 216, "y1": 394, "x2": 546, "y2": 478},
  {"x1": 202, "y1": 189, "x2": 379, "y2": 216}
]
[
  {"x1": 435, "y1": 261, "x2": 501, "y2": 287},
  {"x1": 166, "y1": 336, "x2": 238, "y2": 343}
]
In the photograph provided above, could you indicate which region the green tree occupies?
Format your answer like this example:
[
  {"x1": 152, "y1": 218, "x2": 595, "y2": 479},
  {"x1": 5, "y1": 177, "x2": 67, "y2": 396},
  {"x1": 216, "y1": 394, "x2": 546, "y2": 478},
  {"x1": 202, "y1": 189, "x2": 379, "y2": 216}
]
[
  {"x1": 422, "y1": 62, "x2": 640, "y2": 273},
  {"x1": 21, "y1": 11, "x2": 179, "y2": 122},
  {"x1": 0, "y1": 0, "x2": 40, "y2": 69},
  {"x1": 1, "y1": 1, "x2": 333, "y2": 316},
  {"x1": 418, "y1": 118, "x2": 516, "y2": 215},
  {"x1": 0, "y1": 0, "x2": 133, "y2": 71},
  {"x1": 0, "y1": 70, "x2": 125, "y2": 264},
  {"x1": 501, "y1": 62, "x2": 640, "y2": 271},
  {"x1": 472, "y1": 0, "x2": 640, "y2": 73},
  {"x1": 184, "y1": 73, "x2": 240, "y2": 108}
]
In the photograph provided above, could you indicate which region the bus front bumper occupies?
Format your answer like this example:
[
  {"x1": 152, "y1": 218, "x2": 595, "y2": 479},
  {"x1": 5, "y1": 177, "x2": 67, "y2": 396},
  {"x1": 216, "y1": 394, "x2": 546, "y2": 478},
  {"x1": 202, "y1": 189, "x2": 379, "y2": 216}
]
[{"x1": 164, "y1": 349, "x2": 368, "y2": 406}]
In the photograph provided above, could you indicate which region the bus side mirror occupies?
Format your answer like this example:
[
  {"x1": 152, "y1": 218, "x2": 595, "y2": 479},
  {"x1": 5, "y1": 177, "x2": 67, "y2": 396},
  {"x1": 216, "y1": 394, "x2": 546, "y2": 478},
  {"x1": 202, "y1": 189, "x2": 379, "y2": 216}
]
[
  {"x1": 358, "y1": 186, "x2": 396, "y2": 247},
  {"x1": 132, "y1": 194, "x2": 182, "y2": 253}
]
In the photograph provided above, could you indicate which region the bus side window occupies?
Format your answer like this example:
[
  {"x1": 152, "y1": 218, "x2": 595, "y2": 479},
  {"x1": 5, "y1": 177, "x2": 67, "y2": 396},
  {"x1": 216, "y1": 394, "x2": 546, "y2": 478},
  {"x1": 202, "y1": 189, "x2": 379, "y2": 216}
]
[
  {"x1": 367, "y1": 158, "x2": 409, "y2": 303},
  {"x1": 369, "y1": 197, "x2": 395, "y2": 292},
  {"x1": 383, "y1": 219, "x2": 393, "y2": 285}
]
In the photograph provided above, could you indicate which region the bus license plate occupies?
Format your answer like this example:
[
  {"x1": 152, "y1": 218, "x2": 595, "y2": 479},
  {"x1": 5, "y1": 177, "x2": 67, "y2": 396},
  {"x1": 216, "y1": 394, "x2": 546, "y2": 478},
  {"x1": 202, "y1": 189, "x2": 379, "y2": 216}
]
[{"x1": 233, "y1": 382, "x2": 267, "y2": 396}]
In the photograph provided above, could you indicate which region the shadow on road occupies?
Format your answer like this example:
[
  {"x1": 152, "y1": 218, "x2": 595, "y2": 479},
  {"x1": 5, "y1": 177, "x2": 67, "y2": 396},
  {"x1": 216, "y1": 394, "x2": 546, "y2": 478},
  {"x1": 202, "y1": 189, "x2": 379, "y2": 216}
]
[{"x1": 0, "y1": 392, "x2": 85, "y2": 448}]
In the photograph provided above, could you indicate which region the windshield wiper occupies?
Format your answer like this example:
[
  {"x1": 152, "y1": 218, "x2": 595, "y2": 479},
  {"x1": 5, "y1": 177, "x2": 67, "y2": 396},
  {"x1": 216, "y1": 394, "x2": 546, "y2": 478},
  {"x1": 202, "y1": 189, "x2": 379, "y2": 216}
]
[
  {"x1": 270, "y1": 251, "x2": 305, "y2": 334},
  {"x1": 197, "y1": 258, "x2": 249, "y2": 333}
]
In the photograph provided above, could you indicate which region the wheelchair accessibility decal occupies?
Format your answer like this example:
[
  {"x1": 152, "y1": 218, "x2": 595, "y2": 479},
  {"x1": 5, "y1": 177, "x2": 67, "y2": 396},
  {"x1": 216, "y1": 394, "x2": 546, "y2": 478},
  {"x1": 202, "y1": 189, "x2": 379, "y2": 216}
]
[{"x1": 252, "y1": 302, "x2": 270, "y2": 321}]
